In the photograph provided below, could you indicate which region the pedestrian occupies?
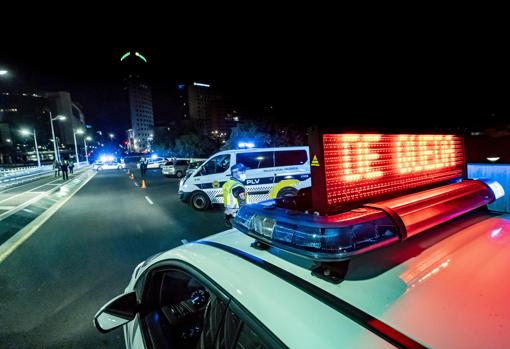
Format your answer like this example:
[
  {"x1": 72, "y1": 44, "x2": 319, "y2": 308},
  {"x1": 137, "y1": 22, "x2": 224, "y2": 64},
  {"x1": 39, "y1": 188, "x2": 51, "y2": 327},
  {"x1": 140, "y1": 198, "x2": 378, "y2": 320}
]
[
  {"x1": 53, "y1": 160, "x2": 61, "y2": 178},
  {"x1": 222, "y1": 163, "x2": 249, "y2": 227},
  {"x1": 61, "y1": 159, "x2": 69, "y2": 181},
  {"x1": 140, "y1": 157, "x2": 148, "y2": 178},
  {"x1": 69, "y1": 161, "x2": 74, "y2": 174}
]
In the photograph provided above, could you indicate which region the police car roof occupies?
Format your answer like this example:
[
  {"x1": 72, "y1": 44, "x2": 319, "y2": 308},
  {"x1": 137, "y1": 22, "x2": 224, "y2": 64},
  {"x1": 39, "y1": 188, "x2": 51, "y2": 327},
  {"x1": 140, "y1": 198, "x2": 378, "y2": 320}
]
[{"x1": 153, "y1": 209, "x2": 510, "y2": 348}]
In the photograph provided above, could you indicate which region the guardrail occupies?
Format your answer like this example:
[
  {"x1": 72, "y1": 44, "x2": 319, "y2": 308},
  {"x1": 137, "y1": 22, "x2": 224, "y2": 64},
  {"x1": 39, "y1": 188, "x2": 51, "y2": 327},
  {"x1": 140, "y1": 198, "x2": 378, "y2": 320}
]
[
  {"x1": 468, "y1": 163, "x2": 510, "y2": 213},
  {"x1": 0, "y1": 165, "x2": 53, "y2": 178}
]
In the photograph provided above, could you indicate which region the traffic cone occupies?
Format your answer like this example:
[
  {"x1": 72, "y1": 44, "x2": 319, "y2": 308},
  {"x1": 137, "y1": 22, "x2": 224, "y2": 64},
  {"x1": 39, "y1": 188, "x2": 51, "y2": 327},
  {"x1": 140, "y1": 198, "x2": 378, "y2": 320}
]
[
  {"x1": 141, "y1": 179, "x2": 147, "y2": 188},
  {"x1": 130, "y1": 173, "x2": 134, "y2": 180}
]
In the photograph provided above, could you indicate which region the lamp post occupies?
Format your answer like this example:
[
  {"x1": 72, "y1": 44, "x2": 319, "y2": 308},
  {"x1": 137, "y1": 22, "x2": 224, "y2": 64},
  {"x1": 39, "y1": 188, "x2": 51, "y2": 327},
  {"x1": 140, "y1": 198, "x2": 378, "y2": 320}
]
[
  {"x1": 45, "y1": 109, "x2": 66, "y2": 162},
  {"x1": 20, "y1": 128, "x2": 41, "y2": 167},
  {"x1": 74, "y1": 128, "x2": 84, "y2": 167},
  {"x1": 85, "y1": 136, "x2": 92, "y2": 164}
]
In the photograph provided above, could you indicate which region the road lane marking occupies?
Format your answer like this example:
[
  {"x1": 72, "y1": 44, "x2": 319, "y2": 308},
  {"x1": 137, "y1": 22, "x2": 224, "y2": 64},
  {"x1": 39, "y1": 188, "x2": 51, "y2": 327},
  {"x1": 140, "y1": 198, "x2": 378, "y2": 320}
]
[
  {"x1": 145, "y1": 196, "x2": 154, "y2": 205},
  {"x1": 0, "y1": 205, "x2": 17, "y2": 210},
  {"x1": 0, "y1": 170, "x2": 97, "y2": 264},
  {"x1": 134, "y1": 182, "x2": 139, "y2": 187},
  {"x1": 0, "y1": 177, "x2": 67, "y2": 204}
]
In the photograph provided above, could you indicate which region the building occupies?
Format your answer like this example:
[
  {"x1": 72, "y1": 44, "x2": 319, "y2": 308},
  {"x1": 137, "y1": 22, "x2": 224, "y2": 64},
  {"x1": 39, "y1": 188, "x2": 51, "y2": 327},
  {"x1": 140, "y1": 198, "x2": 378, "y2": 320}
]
[
  {"x1": 177, "y1": 82, "x2": 223, "y2": 135},
  {"x1": 119, "y1": 51, "x2": 154, "y2": 152},
  {"x1": 46, "y1": 91, "x2": 84, "y2": 146},
  {"x1": 210, "y1": 100, "x2": 241, "y2": 142},
  {"x1": 126, "y1": 75, "x2": 154, "y2": 151},
  {"x1": 0, "y1": 91, "x2": 85, "y2": 164}
]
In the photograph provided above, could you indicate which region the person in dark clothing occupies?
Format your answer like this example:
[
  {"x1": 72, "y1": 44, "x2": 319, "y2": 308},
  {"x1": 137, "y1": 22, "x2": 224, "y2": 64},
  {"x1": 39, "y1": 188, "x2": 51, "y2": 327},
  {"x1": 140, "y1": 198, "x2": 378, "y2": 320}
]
[
  {"x1": 61, "y1": 160, "x2": 69, "y2": 180},
  {"x1": 69, "y1": 161, "x2": 74, "y2": 174},
  {"x1": 140, "y1": 157, "x2": 148, "y2": 178},
  {"x1": 53, "y1": 160, "x2": 61, "y2": 178}
]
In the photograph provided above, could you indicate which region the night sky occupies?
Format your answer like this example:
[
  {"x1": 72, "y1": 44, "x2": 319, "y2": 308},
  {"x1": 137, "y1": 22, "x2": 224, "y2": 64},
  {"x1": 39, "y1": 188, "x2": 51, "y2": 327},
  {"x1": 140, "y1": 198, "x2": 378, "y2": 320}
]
[{"x1": 2, "y1": 28, "x2": 510, "y2": 137}]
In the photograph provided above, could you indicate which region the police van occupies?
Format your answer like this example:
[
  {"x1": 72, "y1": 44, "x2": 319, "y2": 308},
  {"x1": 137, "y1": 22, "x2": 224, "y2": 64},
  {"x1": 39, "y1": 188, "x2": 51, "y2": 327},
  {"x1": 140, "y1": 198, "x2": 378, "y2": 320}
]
[{"x1": 178, "y1": 146, "x2": 311, "y2": 210}]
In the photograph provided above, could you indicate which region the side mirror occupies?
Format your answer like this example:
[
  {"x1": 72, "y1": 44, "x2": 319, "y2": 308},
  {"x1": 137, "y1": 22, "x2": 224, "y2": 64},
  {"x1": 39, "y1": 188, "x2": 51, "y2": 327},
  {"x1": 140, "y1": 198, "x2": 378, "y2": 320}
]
[{"x1": 94, "y1": 292, "x2": 138, "y2": 333}]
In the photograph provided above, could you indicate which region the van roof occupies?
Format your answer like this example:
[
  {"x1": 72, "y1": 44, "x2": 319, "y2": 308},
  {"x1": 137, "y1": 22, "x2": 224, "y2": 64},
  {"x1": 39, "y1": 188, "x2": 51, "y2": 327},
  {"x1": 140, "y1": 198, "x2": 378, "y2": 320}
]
[{"x1": 211, "y1": 146, "x2": 309, "y2": 157}]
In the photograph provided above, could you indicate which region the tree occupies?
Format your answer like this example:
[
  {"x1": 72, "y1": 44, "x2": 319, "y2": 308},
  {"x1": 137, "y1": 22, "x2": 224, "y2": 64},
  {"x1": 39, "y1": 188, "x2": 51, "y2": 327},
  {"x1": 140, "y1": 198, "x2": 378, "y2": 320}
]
[
  {"x1": 174, "y1": 133, "x2": 217, "y2": 158},
  {"x1": 222, "y1": 121, "x2": 306, "y2": 150}
]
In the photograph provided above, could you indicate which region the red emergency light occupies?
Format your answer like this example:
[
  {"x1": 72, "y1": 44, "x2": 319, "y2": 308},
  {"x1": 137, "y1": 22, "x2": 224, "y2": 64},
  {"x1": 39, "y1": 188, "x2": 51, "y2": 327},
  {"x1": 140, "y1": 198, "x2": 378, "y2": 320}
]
[{"x1": 309, "y1": 131, "x2": 466, "y2": 214}]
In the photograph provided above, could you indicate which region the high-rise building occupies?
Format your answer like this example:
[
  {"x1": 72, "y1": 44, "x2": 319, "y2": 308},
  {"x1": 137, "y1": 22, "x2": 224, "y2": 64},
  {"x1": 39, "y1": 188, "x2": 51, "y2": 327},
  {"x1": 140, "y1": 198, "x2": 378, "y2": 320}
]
[
  {"x1": 119, "y1": 51, "x2": 154, "y2": 152},
  {"x1": 177, "y1": 82, "x2": 222, "y2": 134}
]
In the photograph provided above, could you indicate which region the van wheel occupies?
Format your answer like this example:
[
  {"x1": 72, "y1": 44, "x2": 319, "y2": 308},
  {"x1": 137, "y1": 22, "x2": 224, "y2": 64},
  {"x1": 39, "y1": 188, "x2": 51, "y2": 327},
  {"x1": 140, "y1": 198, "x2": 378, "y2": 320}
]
[
  {"x1": 191, "y1": 192, "x2": 210, "y2": 211},
  {"x1": 277, "y1": 187, "x2": 298, "y2": 198},
  {"x1": 175, "y1": 170, "x2": 183, "y2": 178}
]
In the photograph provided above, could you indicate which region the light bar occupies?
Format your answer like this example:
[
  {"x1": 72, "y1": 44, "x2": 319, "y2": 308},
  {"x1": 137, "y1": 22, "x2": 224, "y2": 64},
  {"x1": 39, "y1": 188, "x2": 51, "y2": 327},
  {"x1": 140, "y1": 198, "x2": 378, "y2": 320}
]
[
  {"x1": 309, "y1": 132, "x2": 466, "y2": 214},
  {"x1": 233, "y1": 179, "x2": 502, "y2": 261},
  {"x1": 193, "y1": 82, "x2": 210, "y2": 87}
]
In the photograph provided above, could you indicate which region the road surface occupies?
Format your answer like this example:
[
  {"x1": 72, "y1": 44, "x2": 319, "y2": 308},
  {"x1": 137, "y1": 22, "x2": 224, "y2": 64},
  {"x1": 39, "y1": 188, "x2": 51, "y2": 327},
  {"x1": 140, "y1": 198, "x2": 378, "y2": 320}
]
[{"x1": 0, "y1": 166, "x2": 226, "y2": 348}]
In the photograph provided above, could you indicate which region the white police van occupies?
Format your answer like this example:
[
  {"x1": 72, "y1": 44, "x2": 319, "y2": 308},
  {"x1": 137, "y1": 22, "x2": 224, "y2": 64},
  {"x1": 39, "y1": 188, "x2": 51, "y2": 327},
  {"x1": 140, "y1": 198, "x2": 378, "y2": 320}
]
[{"x1": 178, "y1": 146, "x2": 311, "y2": 210}]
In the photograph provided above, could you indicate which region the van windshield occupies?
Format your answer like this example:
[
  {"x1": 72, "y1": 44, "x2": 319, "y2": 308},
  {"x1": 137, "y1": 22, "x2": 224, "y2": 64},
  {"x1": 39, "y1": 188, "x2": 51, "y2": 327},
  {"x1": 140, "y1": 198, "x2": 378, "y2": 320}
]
[{"x1": 200, "y1": 154, "x2": 230, "y2": 175}]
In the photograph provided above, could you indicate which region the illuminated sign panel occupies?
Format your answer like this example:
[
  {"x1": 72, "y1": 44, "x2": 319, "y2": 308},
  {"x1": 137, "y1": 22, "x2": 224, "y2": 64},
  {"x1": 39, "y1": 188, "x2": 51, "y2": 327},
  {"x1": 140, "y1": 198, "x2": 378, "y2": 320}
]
[{"x1": 309, "y1": 132, "x2": 465, "y2": 214}]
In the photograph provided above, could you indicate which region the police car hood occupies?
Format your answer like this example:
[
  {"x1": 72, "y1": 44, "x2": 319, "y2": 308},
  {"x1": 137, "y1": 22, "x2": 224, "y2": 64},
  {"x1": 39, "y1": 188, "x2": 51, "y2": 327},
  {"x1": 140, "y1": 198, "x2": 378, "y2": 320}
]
[{"x1": 204, "y1": 210, "x2": 510, "y2": 349}]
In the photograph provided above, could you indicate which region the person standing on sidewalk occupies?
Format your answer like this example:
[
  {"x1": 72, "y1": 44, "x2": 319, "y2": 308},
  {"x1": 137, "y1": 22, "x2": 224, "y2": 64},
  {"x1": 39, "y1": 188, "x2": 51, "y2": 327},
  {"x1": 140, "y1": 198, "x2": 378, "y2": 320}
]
[
  {"x1": 69, "y1": 161, "x2": 74, "y2": 174},
  {"x1": 61, "y1": 159, "x2": 69, "y2": 181},
  {"x1": 53, "y1": 160, "x2": 61, "y2": 178}
]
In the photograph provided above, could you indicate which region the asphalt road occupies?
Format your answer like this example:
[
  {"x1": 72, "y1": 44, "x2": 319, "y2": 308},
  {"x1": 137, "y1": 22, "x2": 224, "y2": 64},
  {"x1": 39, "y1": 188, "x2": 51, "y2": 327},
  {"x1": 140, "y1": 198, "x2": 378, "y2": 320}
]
[{"x1": 0, "y1": 166, "x2": 226, "y2": 348}]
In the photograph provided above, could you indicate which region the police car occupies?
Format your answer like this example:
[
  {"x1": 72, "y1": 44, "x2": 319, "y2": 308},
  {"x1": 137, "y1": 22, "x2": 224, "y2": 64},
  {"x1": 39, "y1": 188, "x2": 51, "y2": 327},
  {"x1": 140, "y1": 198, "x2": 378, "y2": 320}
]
[
  {"x1": 95, "y1": 133, "x2": 509, "y2": 348},
  {"x1": 93, "y1": 161, "x2": 124, "y2": 171}
]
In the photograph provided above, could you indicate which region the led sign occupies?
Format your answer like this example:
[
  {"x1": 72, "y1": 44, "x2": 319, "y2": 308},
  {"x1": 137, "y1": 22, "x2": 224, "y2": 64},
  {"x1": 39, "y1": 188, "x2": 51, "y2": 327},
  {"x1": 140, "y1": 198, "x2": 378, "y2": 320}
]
[{"x1": 309, "y1": 131, "x2": 465, "y2": 214}]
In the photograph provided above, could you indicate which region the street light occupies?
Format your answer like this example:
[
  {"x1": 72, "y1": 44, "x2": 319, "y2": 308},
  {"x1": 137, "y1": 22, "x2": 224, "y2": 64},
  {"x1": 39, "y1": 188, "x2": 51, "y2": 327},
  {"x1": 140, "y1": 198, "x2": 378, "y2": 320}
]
[
  {"x1": 74, "y1": 128, "x2": 85, "y2": 166},
  {"x1": 20, "y1": 128, "x2": 41, "y2": 167},
  {"x1": 0, "y1": 70, "x2": 8, "y2": 76},
  {"x1": 84, "y1": 136, "x2": 92, "y2": 164},
  {"x1": 45, "y1": 109, "x2": 66, "y2": 162}
]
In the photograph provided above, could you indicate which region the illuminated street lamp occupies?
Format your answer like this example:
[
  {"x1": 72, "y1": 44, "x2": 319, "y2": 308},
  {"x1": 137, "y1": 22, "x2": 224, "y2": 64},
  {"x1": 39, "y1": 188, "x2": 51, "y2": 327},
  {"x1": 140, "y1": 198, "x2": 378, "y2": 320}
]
[
  {"x1": 0, "y1": 70, "x2": 8, "y2": 76},
  {"x1": 74, "y1": 128, "x2": 85, "y2": 166},
  {"x1": 20, "y1": 128, "x2": 41, "y2": 167},
  {"x1": 44, "y1": 109, "x2": 66, "y2": 162},
  {"x1": 85, "y1": 136, "x2": 92, "y2": 164}
]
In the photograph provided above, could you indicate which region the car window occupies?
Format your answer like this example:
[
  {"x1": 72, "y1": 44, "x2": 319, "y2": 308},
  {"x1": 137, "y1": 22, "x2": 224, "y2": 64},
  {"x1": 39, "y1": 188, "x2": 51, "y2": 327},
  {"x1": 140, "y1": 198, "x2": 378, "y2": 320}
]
[
  {"x1": 141, "y1": 269, "x2": 229, "y2": 349},
  {"x1": 176, "y1": 160, "x2": 188, "y2": 166},
  {"x1": 236, "y1": 152, "x2": 274, "y2": 169},
  {"x1": 235, "y1": 322, "x2": 269, "y2": 349},
  {"x1": 199, "y1": 154, "x2": 230, "y2": 176},
  {"x1": 274, "y1": 150, "x2": 307, "y2": 167}
]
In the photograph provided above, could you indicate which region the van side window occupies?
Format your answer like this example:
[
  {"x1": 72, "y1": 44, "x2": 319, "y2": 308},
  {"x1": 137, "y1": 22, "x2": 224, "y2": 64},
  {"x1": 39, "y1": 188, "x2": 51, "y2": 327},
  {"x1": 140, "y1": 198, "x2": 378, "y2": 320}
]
[
  {"x1": 275, "y1": 150, "x2": 307, "y2": 167},
  {"x1": 201, "y1": 154, "x2": 230, "y2": 175},
  {"x1": 236, "y1": 152, "x2": 274, "y2": 169}
]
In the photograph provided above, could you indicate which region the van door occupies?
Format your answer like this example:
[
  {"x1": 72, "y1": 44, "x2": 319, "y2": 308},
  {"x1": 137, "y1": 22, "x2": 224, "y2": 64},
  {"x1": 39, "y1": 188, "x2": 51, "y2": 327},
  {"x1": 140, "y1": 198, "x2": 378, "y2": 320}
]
[
  {"x1": 192, "y1": 154, "x2": 231, "y2": 204},
  {"x1": 235, "y1": 151, "x2": 275, "y2": 202}
]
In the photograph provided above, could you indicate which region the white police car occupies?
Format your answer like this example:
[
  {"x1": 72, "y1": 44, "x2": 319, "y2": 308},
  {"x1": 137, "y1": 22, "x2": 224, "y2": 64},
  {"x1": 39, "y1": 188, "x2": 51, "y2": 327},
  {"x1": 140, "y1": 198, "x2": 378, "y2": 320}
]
[
  {"x1": 95, "y1": 133, "x2": 510, "y2": 348},
  {"x1": 93, "y1": 161, "x2": 124, "y2": 171}
]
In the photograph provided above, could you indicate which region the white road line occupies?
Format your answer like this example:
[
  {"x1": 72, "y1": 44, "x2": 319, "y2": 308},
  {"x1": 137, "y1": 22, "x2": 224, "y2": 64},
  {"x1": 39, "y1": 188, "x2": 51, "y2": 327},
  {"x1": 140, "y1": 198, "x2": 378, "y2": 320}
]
[
  {"x1": 134, "y1": 181, "x2": 139, "y2": 187},
  {"x1": 0, "y1": 171, "x2": 96, "y2": 264},
  {"x1": 0, "y1": 175, "x2": 62, "y2": 195},
  {"x1": 0, "y1": 177, "x2": 65, "y2": 204},
  {"x1": 0, "y1": 205, "x2": 17, "y2": 210},
  {"x1": 145, "y1": 196, "x2": 154, "y2": 205}
]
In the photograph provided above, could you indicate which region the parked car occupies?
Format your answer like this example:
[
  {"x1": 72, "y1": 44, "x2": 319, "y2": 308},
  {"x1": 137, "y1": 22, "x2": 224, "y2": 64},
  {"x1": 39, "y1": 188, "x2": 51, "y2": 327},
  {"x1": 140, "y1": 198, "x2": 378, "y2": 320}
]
[
  {"x1": 162, "y1": 159, "x2": 189, "y2": 178},
  {"x1": 136, "y1": 157, "x2": 167, "y2": 169}
]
